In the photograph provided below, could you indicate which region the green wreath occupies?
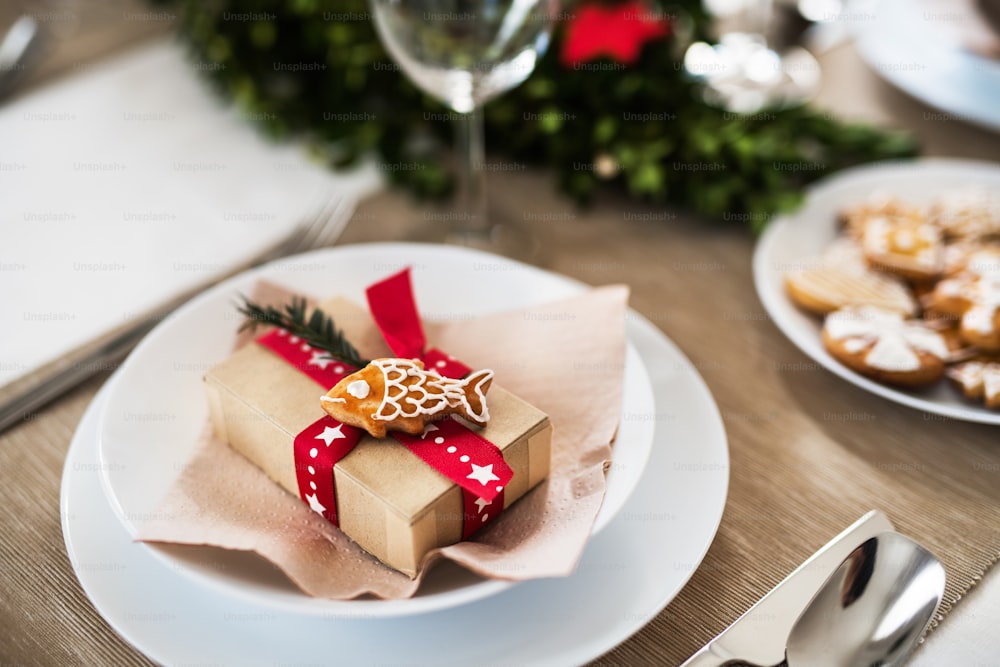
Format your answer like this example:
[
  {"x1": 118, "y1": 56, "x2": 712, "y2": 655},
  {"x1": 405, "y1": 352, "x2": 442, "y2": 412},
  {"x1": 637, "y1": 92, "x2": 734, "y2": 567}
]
[{"x1": 158, "y1": 0, "x2": 918, "y2": 230}]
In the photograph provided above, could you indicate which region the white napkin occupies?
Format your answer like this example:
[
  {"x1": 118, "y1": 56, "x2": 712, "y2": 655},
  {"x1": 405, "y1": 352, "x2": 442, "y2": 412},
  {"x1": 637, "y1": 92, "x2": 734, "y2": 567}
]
[{"x1": 0, "y1": 38, "x2": 381, "y2": 387}]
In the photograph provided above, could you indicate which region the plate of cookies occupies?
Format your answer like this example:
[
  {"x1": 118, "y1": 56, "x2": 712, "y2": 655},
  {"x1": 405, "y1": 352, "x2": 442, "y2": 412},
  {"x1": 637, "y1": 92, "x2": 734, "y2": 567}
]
[{"x1": 754, "y1": 158, "x2": 1000, "y2": 424}]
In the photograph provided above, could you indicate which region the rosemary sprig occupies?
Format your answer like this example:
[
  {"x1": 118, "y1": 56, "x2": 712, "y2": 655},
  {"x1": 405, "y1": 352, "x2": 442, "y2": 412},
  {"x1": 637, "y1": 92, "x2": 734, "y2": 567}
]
[{"x1": 236, "y1": 295, "x2": 369, "y2": 368}]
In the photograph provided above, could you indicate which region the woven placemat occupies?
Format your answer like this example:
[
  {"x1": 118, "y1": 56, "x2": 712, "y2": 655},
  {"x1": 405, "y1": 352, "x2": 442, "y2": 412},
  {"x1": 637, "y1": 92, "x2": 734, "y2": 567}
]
[{"x1": 340, "y1": 185, "x2": 1000, "y2": 666}]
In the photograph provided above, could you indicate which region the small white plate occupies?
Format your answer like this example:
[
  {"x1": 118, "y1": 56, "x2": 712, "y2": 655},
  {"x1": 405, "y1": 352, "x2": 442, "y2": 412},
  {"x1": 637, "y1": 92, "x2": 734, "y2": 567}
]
[
  {"x1": 96, "y1": 243, "x2": 657, "y2": 617},
  {"x1": 854, "y1": 0, "x2": 1000, "y2": 133},
  {"x1": 63, "y1": 305, "x2": 729, "y2": 666},
  {"x1": 754, "y1": 158, "x2": 1000, "y2": 425}
]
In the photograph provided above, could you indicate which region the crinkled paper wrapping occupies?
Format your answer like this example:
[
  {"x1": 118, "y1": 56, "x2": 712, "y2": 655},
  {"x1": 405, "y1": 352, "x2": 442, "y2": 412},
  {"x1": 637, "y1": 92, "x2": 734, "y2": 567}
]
[{"x1": 137, "y1": 280, "x2": 630, "y2": 599}]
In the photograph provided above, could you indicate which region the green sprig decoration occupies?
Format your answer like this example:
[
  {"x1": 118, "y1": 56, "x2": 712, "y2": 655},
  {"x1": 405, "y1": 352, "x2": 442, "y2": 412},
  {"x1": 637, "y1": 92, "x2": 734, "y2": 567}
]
[
  {"x1": 237, "y1": 296, "x2": 369, "y2": 367},
  {"x1": 156, "y1": 0, "x2": 918, "y2": 229}
]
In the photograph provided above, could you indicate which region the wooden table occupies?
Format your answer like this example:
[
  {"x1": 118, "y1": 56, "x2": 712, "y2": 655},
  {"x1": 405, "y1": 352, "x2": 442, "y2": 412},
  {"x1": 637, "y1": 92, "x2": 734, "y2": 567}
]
[{"x1": 3, "y1": 5, "x2": 1000, "y2": 665}]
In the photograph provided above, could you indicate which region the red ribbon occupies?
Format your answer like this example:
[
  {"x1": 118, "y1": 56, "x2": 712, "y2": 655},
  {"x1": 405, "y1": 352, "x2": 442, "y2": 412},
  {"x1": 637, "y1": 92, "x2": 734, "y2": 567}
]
[
  {"x1": 256, "y1": 328, "x2": 360, "y2": 526},
  {"x1": 366, "y1": 272, "x2": 473, "y2": 379},
  {"x1": 256, "y1": 269, "x2": 513, "y2": 539},
  {"x1": 367, "y1": 270, "x2": 512, "y2": 537}
]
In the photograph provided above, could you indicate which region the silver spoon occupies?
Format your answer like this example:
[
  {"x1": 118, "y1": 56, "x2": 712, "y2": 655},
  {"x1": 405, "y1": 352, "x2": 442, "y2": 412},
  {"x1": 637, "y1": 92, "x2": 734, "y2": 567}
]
[
  {"x1": 785, "y1": 531, "x2": 945, "y2": 667},
  {"x1": 0, "y1": 15, "x2": 42, "y2": 100}
]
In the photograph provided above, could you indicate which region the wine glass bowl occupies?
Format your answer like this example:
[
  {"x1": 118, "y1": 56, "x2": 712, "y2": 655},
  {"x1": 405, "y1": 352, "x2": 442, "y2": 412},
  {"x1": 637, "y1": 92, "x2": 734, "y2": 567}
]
[
  {"x1": 369, "y1": 0, "x2": 558, "y2": 257},
  {"x1": 371, "y1": 0, "x2": 554, "y2": 113}
]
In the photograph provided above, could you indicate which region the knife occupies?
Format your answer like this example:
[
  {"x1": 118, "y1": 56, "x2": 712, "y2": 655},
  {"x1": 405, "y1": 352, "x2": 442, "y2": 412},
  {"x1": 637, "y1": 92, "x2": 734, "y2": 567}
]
[{"x1": 680, "y1": 510, "x2": 895, "y2": 667}]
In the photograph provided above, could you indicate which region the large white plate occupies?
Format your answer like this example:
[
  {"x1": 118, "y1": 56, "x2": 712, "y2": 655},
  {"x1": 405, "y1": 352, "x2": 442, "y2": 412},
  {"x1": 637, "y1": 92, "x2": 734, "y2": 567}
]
[
  {"x1": 754, "y1": 158, "x2": 1000, "y2": 425},
  {"x1": 95, "y1": 243, "x2": 657, "y2": 617},
  {"x1": 854, "y1": 0, "x2": 1000, "y2": 133},
  {"x1": 63, "y1": 305, "x2": 729, "y2": 666}
]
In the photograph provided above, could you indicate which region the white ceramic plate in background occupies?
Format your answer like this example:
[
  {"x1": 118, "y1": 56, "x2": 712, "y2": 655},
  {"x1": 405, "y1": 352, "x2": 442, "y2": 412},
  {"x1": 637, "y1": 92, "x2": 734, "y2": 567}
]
[
  {"x1": 754, "y1": 158, "x2": 1000, "y2": 425},
  {"x1": 854, "y1": 0, "x2": 1000, "y2": 133}
]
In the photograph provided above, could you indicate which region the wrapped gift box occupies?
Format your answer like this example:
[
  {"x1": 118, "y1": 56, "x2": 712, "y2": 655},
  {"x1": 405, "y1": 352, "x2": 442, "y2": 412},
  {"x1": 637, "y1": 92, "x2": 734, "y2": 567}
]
[{"x1": 204, "y1": 297, "x2": 552, "y2": 577}]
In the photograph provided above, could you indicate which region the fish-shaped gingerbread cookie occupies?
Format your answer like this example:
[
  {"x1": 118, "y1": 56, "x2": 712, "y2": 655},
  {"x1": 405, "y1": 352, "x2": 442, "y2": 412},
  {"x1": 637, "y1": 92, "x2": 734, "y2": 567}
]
[{"x1": 321, "y1": 358, "x2": 494, "y2": 437}]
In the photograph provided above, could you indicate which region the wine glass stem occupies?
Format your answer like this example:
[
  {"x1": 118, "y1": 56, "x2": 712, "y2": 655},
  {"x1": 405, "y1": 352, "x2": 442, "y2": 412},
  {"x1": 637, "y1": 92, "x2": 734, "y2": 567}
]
[
  {"x1": 456, "y1": 106, "x2": 488, "y2": 236},
  {"x1": 750, "y1": 0, "x2": 773, "y2": 42}
]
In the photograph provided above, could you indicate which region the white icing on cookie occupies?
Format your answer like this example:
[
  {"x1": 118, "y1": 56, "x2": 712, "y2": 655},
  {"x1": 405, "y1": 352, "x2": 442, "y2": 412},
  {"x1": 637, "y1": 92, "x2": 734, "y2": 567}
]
[
  {"x1": 949, "y1": 361, "x2": 1000, "y2": 403},
  {"x1": 843, "y1": 338, "x2": 869, "y2": 353},
  {"x1": 988, "y1": 370, "x2": 1000, "y2": 402},
  {"x1": 937, "y1": 278, "x2": 964, "y2": 298},
  {"x1": 949, "y1": 362, "x2": 979, "y2": 387},
  {"x1": 825, "y1": 306, "x2": 948, "y2": 372},
  {"x1": 895, "y1": 228, "x2": 915, "y2": 251},
  {"x1": 965, "y1": 250, "x2": 1000, "y2": 278},
  {"x1": 933, "y1": 186, "x2": 1000, "y2": 238},
  {"x1": 863, "y1": 217, "x2": 892, "y2": 255},
  {"x1": 956, "y1": 276, "x2": 1000, "y2": 335},
  {"x1": 346, "y1": 380, "x2": 370, "y2": 399},
  {"x1": 865, "y1": 336, "x2": 919, "y2": 371},
  {"x1": 862, "y1": 217, "x2": 941, "y2": 270}
]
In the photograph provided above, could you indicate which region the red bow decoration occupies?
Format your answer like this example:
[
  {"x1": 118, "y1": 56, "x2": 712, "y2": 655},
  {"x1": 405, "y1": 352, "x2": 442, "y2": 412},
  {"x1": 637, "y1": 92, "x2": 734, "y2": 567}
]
[
  {"x1": 560, "y1": 0, "x2": 671, "y2": 67},
  {"x1": 255, "y1": 269, "x2": 513, "y2": 539}
]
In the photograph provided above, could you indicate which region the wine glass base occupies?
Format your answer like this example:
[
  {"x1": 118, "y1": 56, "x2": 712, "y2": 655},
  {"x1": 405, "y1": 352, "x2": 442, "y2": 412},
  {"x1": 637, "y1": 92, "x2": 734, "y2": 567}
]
[
  {"x1": 401, "y1": 216, "x2": 540, "y2": 263},
  {"x1": 446, "y1": 223, "x2": 540, "y2": 263},
  {"x1": 684, "y1": 33, "x2": 820, "y2": 113}
]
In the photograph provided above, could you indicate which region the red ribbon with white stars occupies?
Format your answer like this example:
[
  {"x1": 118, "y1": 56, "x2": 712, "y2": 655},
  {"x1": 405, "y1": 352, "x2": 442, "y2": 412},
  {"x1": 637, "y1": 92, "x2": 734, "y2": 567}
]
[
  {"x1": 256, "y1": 328, "x2": 360, "y2": 527},
  {"x1": 254, "y1": 269, "x2": 513, "y2": 539},
  {"x1": 367, "y1": 269, "x2": 513, "y2": 537}
]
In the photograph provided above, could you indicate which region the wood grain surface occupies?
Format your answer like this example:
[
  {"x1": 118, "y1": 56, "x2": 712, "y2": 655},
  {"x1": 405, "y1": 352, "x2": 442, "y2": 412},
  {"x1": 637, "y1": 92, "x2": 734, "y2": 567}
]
[{"x1": 3, "y1": 4, "x2": 1000, "y2": 666}]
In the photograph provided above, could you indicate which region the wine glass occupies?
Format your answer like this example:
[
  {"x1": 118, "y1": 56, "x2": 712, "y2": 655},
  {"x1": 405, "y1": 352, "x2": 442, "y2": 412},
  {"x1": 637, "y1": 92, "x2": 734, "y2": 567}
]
[{"x1": 369, "y1": 0, "x2": 558, "y2": 257}]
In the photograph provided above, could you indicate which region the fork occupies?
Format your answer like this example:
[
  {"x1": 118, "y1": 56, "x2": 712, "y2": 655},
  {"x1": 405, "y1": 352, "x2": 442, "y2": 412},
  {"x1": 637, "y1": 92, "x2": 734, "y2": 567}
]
[
  {"x1": 0, "y1": 15, "x2": 42, "y2": 102},
  {"x1": 0, "y1": 195, "x2": 356, "y2": 434}
]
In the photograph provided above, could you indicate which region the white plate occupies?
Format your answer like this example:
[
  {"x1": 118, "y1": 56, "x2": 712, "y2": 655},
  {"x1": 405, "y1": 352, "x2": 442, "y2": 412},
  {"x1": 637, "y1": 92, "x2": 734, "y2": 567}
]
[
  {"x1": 96, "y1": 243, "x2": 657, "y2": 617},
  {"x1": 63, "y1": 307, "x2": 729, "y2": 666},
  {"x1": 754, "y1": 158, "x2": 1000, "y2": 425},
  {"x1": 854, "y1": 0, "x2": 1000, "y2": 133}
]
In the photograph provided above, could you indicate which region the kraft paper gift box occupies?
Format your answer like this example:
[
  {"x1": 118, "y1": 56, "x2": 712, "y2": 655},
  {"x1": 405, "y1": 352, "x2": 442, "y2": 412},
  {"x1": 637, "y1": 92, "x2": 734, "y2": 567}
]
[{"x1": 203, "y1": 297, "x2": 552, "y2": 577}]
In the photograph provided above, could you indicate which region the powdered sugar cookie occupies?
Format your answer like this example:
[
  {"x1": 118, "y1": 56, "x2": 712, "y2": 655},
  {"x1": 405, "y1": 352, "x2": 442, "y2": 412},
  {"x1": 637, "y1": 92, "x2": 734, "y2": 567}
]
[
  {"x1": 784, "y1": 240, "x2": 917, "y2": 316},
  {"x1": 947, "y1": 354, "x2": 1000, "y2": 410},
  {"x1": 821, "y1": 306, "x2": 949, "y2": 387},
  {"x1": 950, "y1": 245, "x2": 1000, "y2": 278},
  {"x1": 861, "y1": 213, "x2": 944, "y2": 282},
  {"x1": 930, "y1": 186, "x2": 1000, "y2": 240},
  {"x1": 837, "y1": 193, "x2": 924, "y2": 239},
  {"x1": 928, "y1": 272, "x2": 1000, "y2": 351}
]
